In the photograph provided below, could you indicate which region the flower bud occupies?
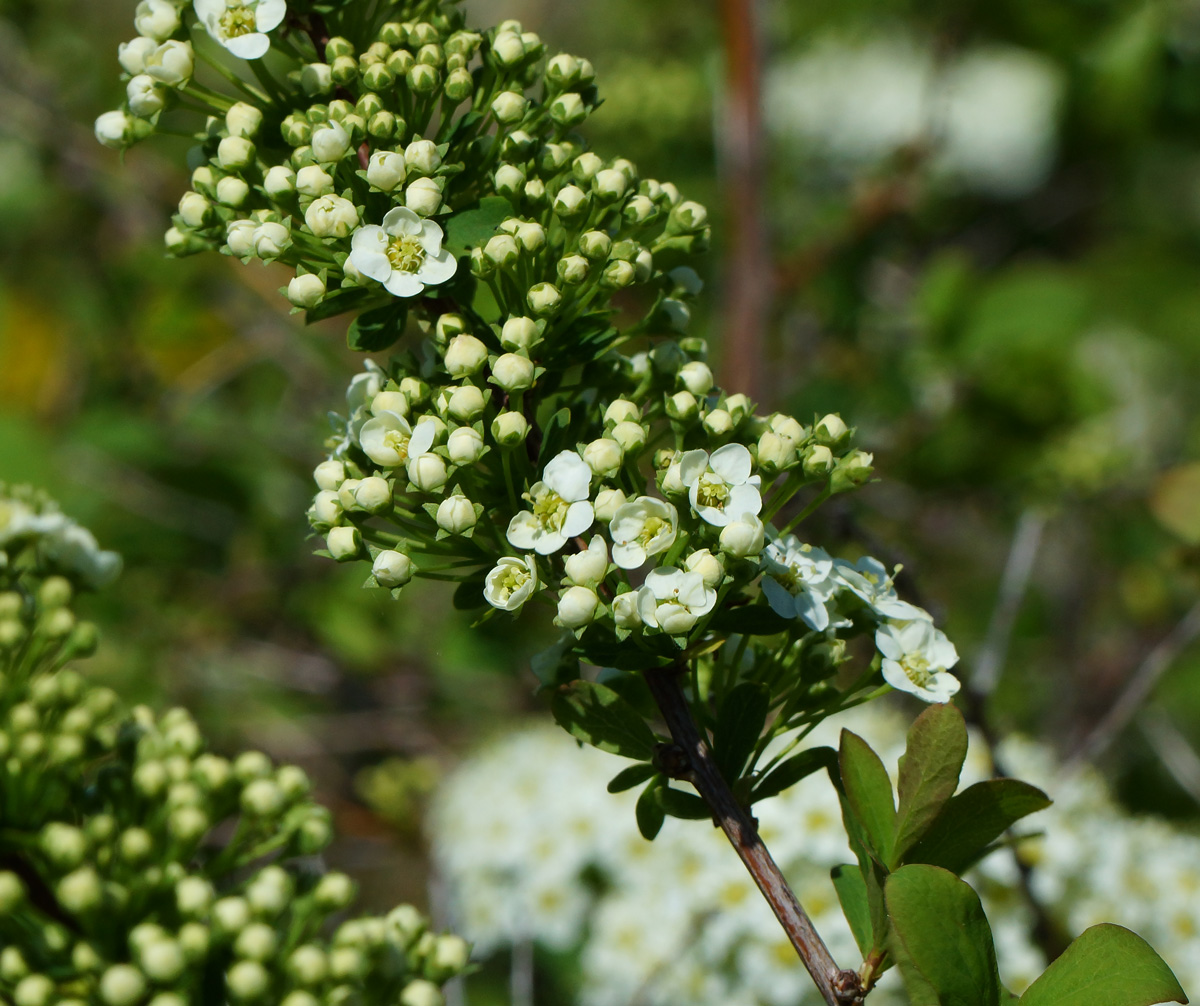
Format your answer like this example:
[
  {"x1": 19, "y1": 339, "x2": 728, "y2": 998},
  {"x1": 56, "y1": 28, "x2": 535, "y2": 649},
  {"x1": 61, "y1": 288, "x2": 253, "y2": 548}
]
[
  {"x1": 612, "y1": 591, "x2": 641, "y2": 629},
  {"x1": 168, "y1": 806, "x2": 209, "y2": 843},
  {"x1": 326, "y1": 526, "x2": 362, "y2": 561},
  {"x1": 57, "y1": 867, "x2": 103, "y2": 914},
  {"x1": 119, "y1": 36, "x2": 157, "y2": 74},
  {"x1": 557, "y1": 254, "x2": 589, "y2": 285},
  {"x1": 492, "y1": 353, "x2": 535, "y2": 392},
  {"x1": 373, "y1": 550, "x2": 414, "y2": 588},
  {"x1": 0, "y1": 872, "x2": 26, "y2": 914},
  {"x1": 803, "y1": 444, "x2": 834, "y2": 476},
  {"x1": 94, "y1": 110, "x2": 136, "y2": 149},
  {"x1": 608, "y1": 420, "x2": 645, "y2": 454},
  {"x1": 668, "y1": 200, "x2": 708, "y2": 233},
  {"x1": 501, "y1": 316, "x2": 539, "y2": 351},
  {"x1": 665, "y1": 390, "x2": 698, "y2": 422},
  {"x1": 226, "y1": 960, "x2": 270, "y2": 1001},
  {"x1": 314, "y1": 872, "x2": 356, "y2": 911},
  {"x1": 140, "y1": 940, "x2": 184, "y2": 984},
  {"x1": 814, "y1": 413, "x2": 849, "y2": 446},
  {"x1": 404, "y1": 139, "x2": 442, "y2": 175},
  {"x1": 41, "y1": 823, "x2": 88, "y2": 870},
  {"x1": 143, "y1": 39, "x2": 193, "y2": 87},
  {"x1": 593, "y1": 168, "x2": 628, "y2": 203},
  {"x1": 494, "y1": 164, "x2": 525, "y2": 200},
  {"x1": 235, "y1": 923, "x2": 278, "y2": 962},
  {"x1": 484, "y1": 233, "x2": 520, "y2": 269},
  {"x1": 295, "y1": 164, "x2": 335, "y2": 198},
  {"x1": 436, "y1": 495, "x2": 477, "y2": 534},
  {"x1": 512, "y1": 221, "x2": 544, "y2": 254},
  {"x1": 583, "y1": 438, "x2": 623, "y2": 478},
  {"x1": 353, "y1": 476, "x2": 392, "y2": 514},
  {"x1": 444, "y1": 334, "x2": 489, "y2": 377},
  {"x1": 225, "y1": 219, "x2": 256, "y2": 258},
  {"x1": 578, "y1": 230, "x2": 611, "y2": 261},
  {"x1": 591, "y1": 487, "x2": 626, "y2": 522},
  {"x1": 491, "y1": 31, "x2": 525, "y2": 65},
  {"x1": 133, "y1": 0, "x2": 178, "y2": 41},
  {"x1": 127, "y1": 74, "x2": 166, "y2": 117},
  {"x1": 177, "y1": 191, "x2": 209, "y2": 228},
  {"x1": 365, "y1": 150, "x2": 406, "y2": 191},
  {"x1": 549, "y1": 92, "x2": 587, "y2": 128},
  {"x1": 447, "y1": 427, "x2": 485, "y2": 464},
  {"x1": 301, "y1": 62, "x2": 334, "y2": 96},
  {"x1": 259, "y1": 166, "x2": 295, "y2": 202},
  {"x1": 405, "y1": 177, "x2": 443, "y2": 216},
  {"x1": 831, "y1": 450, "x2": 874, "y2": 493},
  {"x1": 703, "y1": 409, "x2": 733, "y2": 439},
  {"x1": 553, "y1": 184, "x2": 588, "y2": 219},
  {"x1": 678, "y1": 361, "x2": 713, "y2": 396},
  {"x1": 491, "y1": 411, "x2": 529, "y2": 446},
  {"x1": 444, "y1": 66, "x2": 473, "y2": 101},
  {"x1": 407, "y1": 453, "x2": 448, "y2": 492},
  {"x1": 719, "y1": 515, "x2": 765, "y2": 558},
  {"x1": 225, "y1": 102, "x2": 262, "y2": 139},
  {"x1": 757, "y1": 431, "x2": 795, "y2": 473},
  {"x1": 491, "y1": 90, "x2": 528, "y2": 124},
  {"x1": 311, "y1": 121, "x2": 351, "y2": 162},
  {"x1": 527, "y1": 282, "x2": 561, "y2": 316},
  {"x1": 684, "y1": 549, "x2": 724, "y2": 588},
  {"x1": 601, "y1": 259, "x2": 635, "y2": 289},
  {"x1": 523, "y1": 177, "x2": 547, "y2": 205},
  {"x1": 446, "y1": 385, "x2": 485, "y2": 422},
  {"x1": 99, "y1": 965, "x2": 146, "y2": 1006},
  {"x1": 305, "y1": 195, "x2": 358, "y2": 237},
  {"x1": 253, "y1": 222, "x2": 290, "y2": 259},
  {"x1": 564, "y1": 537, "x2": 608, "y2": 586},
  {"x1": 557, "y1": 586, "x2": 599, "y2": 629},
  {"x1": 288, "y1": 273, "x2": 325, "y2": 308}
]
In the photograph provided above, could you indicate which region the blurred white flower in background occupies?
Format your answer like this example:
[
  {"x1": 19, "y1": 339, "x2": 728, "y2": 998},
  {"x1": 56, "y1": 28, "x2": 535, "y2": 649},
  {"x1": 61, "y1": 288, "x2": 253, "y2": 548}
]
[{"x1": 766, "y1": 36, "x2": 1064, "y2": 197}]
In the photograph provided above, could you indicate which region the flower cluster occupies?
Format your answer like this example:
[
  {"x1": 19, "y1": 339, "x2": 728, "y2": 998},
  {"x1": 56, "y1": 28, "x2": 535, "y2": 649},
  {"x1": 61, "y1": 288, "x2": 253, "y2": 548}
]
[
  {"x1": 0, "y1": 489, "x2": 470, "y2": 1006},
  {"x1": 429, "y1": 712, "x2": 1200, "y2": 1006}
]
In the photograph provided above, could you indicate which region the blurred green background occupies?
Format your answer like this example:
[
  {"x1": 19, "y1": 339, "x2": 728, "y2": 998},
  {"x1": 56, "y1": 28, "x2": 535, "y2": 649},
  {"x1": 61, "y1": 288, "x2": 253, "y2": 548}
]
[{"x1": 3, "y1": 0, "x2": 1200, "y2": 934}]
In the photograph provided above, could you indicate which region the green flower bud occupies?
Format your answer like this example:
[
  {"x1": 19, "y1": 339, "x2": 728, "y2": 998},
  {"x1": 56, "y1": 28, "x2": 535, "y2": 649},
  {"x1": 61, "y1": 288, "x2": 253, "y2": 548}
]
[
  {"x1": 491, "y1": 411, "x2": 529, "y2": 447},
  {"x1": 500, "y1": 316, "x2": 539, "y2": 351},
  {"x1": 665, "y1": 390, "x2": 698, "y2": 422},
  {"x1": 176, "y1": 876, "x2": 214, "y2": 917},
  {"x1": 226, "y1": 960, "x2": 270, "y2": 1001},
  {"x1": 435, "y1": 495, "x2": 477, "y2": 535},
  {"x1": 803, "y1": 444, "x2": 834, "y2": 476},
  {"x1": 14, "y1": 974, "x2": 55, "y2": 1006},
  {"x1": 527, "y1": 282, "x2": 562, "y2": 317},
  {"x1": 38, "y1": 575, "x2": 73, "y2": 608},
  {"x1": 213, "y1": 896, "x2": 251, "y2": 936},
  {"x1": 583, "y1": 438, "x2": 623, "y2": 478},
  {"x1": 578, "y1": 230, "x2": 611, "y2": 261},
  {"x1": 100, "y1": 965, "x2": 146, "y2": 1006},
  {"x1": 546, "y1": 52, "x2": 581, "y2": 89},
  {"x1": 329, "y1": 946, "x2": 366, "y2": 980},
  {"x1": 281, "y1": 994, "x2": 320, "y2": 1006},
  {"x1": 678, "y1": 361, "x2": 714, "y2": 396},
  {"x1": 552, "y1": 184, "x2": 588, "y2": 219},
  {"x1": 41, "y1": 822, "x2": 88, "y2": 871},
  {"x1": 407, "y1": 62, "x2": 440, "y2": 94},
  {"x1": 1, "y1": 947, "x2": 30, "y2": 982},
  {"x1": 280, "y1": 115, "x2": 311, "y2": 147},
  {"x1": 178, "y1": 922, "x2": 210, "y2": 962},
  {"x1": 119, "y1": 827, "x2": 154, "y2": 864},
  {"x1": 491, "y1": 352, "x2": 535, "y2": 392},
  {"x1": 601, "y1": 259, "x2": 636, "y2": 289},
  {"x1": 314, "y1": 872, "x2": 357, "y2": 911},
  {"x1": 401, "y1": 979, "x2": 444, "y2": 1006},
  {"x1": 367, "y1": 110, "x2": 396, "y2": 140},
  {"x1": 494, "y1": 164, "x2": 525, "y2": 200},
  {"x1": 557, "y1": 254, "x2": 589, "y2": 285},
  {"x1": 814, "y1": 413, "x2": 850, "y2": 446},
  {"x1": 831, "y1": 449, "x2": 874, "y2": 493},
  {"x1": 235, "y1": 922, "x2": 278, "y2": 961},
  {"x1": 140, "y1": 939, "x2": 185, "y2": 984},
  {"x1": 523, "y1": 177, "x2": 547, "y2": 207},
  {"x1": 241, "y1": 778, "x2": 285, "y2": 818},
  {"x1": 73, "y1": 942, "x2": 103, "y2": 973},
  {"x1": 42, "y1": 607, "x2": 75, "y2": 638},
  {"x1": 611, "y1": 420, "x2": 647, "y2": 453},
  {"x1": 288, "y1": 945, "x2": 329, "y2": 986},
  {"x1": 301, "y1": 62, "x2": 333, "y2": 96},
  {"x1": 330, "y1": 54, "x2": 358, "y2": 85},
  {"x1": 491, "y1": 30, "x2": 525, "y2": 66},
  {"x1": 491, "y1": 90, "x2": 527, "y2": 125},
  {"x1": 149, "y1": 995, "x2": 187, "y2": 1006},
  {"x1": 549, "y1": 92, "x2": 587, "y2": 128},
  {"x1": 326, "y1": 36, "x2": 355, "y2": 59},
  {"x1": 168, "y1": 806, "x2": 209, "y2": 844},
  {"x1": 0, "y1": 871, "x2": 26, "y2": 914}
]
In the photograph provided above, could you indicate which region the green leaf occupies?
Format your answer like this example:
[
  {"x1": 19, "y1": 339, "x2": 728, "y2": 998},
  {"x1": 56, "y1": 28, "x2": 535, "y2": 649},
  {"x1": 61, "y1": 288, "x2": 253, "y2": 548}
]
[
  {"x1": 750, "y1": 746, "x2": 837, "y2": 803},
  {"x1": 304, "y1": 286, "x2": 375, "y2": 324},
  {"x1": 707, "y1": 604, "x2": 793, "y2": 636},
  {"x1": 839, "y1": 730, "x2": 896, "y2": 865},
  {"x1": 530, "y1": 633, "x2": 580, "y2": 690},
  {"x1": 907, "y1": 779, "x2": 1050, "y2": 875},
  {"x1": 886, "y1": 864, "x2": 1003, "y2": 1006},
  {"x1": 551, "y1": 680, "x2": 658, "y2": 760},
  {"x1": 1018, "y1": 924, "x2": 1187, "y2": 1006},
  {"x1": 347, "y1": 302, "x2": 407, "y2": 352},
  {"x1": 891, "y1": 703, "x2": 968, "y2": 867},
  {"x1": 607, "y1": 762, "x2": 657, "y2": 794},
  {"x1": 831, "y1": 864, "x2": 874, "y2": 958},
  {"x1": 451, "y1": 576, "x2": 485, "y2": 611},
  {"x1": 712, "y1": 682, "x2": 770, "y2": 785},
  {"x1": 636, "y1": 778, "x2": 665, "y2": 840},
  {"x1": 443, "y1": 196, "x2": 514, "y2": 255},
  {"x1": 660, "y1": 786, "x2": 711, "y2": 820}
]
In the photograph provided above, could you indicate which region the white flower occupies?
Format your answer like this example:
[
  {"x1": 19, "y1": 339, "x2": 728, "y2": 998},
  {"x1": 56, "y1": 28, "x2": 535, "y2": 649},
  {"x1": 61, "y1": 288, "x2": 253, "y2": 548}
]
[
  {"x1": 366, "y1": 150, "x2": 407, "y2": 192},
  {"x1": 358, "y1": 411, "x2": 436, "y2": 469},
  {"x1": 761, "y1": 536, "x2": 838, "y2": 631},
  {"x1": 612, "y1": 590, "x2": 642, "y2": 629},
  {"x1": 485, "y1": 555, "x2": 539, "y2": 611},
  {"x1": 348, "y1": 207, "x2": 456, "y2": 298},
  {"x1": 95, "y1": 110, "x2": 135, "y2": 148},
  {"x1": 144, "y1": 40, "x2": 194, "y2": 86},
  {"x1": 609, "y1": 498, "x2": 678, "y2": 570},
  {"x1": 118, "y1": 37, "x2": 158, "y2": 75},
  {"x1": 436, "y1": 495, "x2": 477, "y2": 535},
  {"x1": 506, "y1": 451, "x2": 594, "y2": 555},
  {"x1": 637, "y1": 567, "x2": 717, "y2": 635},
  {"x1": 719, "y1": 514, "x2": 764, "y2": 559},
  {"x1": 193, "y1": 0, "x2": 286, "y2": 60},
  {"x1": 680, "y1": 444, "x2": 761, "y2": 527},
  {"x1": 833, "y1": 556, "x2": 928, "y2": 621},
  {"x1": 311, "y1": 120, "x2": 351, "y2": 163},
  {"x1": 127, "y1": 74, "x2": 166, "y2": 117},
  {"x1": 287, "y1": 273, "x2": 325, "y2": 308},
  {"x1": 876, "y1": 619, "x2": 961, "y2": 703}
]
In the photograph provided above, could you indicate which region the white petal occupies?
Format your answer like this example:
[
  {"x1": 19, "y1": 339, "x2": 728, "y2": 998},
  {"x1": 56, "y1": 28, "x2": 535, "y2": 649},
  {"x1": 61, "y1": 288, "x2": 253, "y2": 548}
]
[
  {"x1": 350, "y1": 248, "x2": 392, "y2": 284},
  {"x1": 726, "y1": 483, "x2": 762, "y2": 519},
  {"x1": 611, "y1": 541, "x2": 647, "y2": 570},
  {"x1": 761, "y1": 576, "x2": 797, "y2": 619},
  {"x1": 351, "y1": 225, "x2": 387, "y2": 254},
  {"x1": 384, "y1": 271, "x2": 424, "y2": 298},
  {"x1": 533, "y1": 531, "x2": 568, "y2": 555},
  {"x1": 875, "y1": 624, "x2": 905, "y2": 661},
  {"x1": 678, "y1": 449, "x2": 709, "y2": 488},
  {"x1": 254, "y1": 0, "x2": 287, "y2": 32},
  {"x1": 881, "y1": 657, "x2": 918, "y2": 696},
  {"x1": 795, "y1": 587, "x2": 830, "y2": 631},
  {"x1": 562, "y1": 501, "x2": 595, "y2": 539},
  {"x1": 637, "y1": 587, "x2": 659, "y2": 628},
  {"x1": 193, "y1": 0, "x2": 222, "y2": 20},
  {"x1": 382, "y1": 206, "x2": 422, "y2": 236},
  {"x1": 224, "y1": 32, "x2": 270, "y2": 59},
  {"x1": 644, "y1": 566, "x2": 683, "y2": 600},
  {"x1": 710, "y1": 443, "x2": 752, "y2": 484},
  {"x1": 544, "y1": 451, "x2": 591, "y2": 501},
  {"x1": 409, "y1": 421, "x2": 436, "y2": 457},
  {"x1": 419, "y1": 219, "x2": 445, "y2": 256},
  {"x1": 506, "y1": 512, "x2": 541, "y2": 551},
  {"x1": 417, "y1": 248, "x2": 457, "y2": 286}
]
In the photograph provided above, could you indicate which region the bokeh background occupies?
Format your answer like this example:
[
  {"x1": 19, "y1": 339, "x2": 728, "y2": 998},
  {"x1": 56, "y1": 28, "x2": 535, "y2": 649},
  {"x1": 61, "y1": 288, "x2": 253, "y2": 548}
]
[{"x1": 3, "y1": 0, "x2": 1200, "y2": 997}]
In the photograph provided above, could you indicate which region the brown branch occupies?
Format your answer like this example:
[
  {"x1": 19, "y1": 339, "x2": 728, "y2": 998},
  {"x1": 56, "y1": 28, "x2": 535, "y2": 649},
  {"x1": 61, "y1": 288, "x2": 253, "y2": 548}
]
[
  {"x1": 716, "y1": 0, "x2": 770, "y2": 404},
  {"x1": 643, "y1": 665, "x2": 863, "y2": 1005}
]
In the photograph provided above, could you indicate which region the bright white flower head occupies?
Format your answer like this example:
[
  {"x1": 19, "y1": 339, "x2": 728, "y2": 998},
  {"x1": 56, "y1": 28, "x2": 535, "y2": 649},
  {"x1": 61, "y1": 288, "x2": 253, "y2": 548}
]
[
  {"x1": 484, "y1": 555, "x2": 539, "y2": 611},
  {"x1": 761, "y1": 536, "x2": 837, "y2": 631},
  {"x1": 680, "y1": 444, "x2": 762, "y2": 527},
  {"x1": 348, "y1": 207, "x2": 457, "y2": 298},
  {"x1": 876, "y1": 619, "x2": 960, "y2": 703},
  {"x1": 42, "y1": 524, "x2": 123, "y2": 589},
  {"x1": 637, "y1": 567, "x2": 717, "y2": 635},
  {"x1": 834, "y1": 556, "x2": 928, "y2": 621},
  {"x1": 194, "y1": 0, "x2": 287, "y2": 60},
  {"x1": 358, "y1": 411, "x2": 436, "y2": 469},
  {"x1": 506, "y1": 451, "x2": 595, "y2": 555},
  {"x1": 609, "y1": 498, "x2": 678, "y2": 570}
]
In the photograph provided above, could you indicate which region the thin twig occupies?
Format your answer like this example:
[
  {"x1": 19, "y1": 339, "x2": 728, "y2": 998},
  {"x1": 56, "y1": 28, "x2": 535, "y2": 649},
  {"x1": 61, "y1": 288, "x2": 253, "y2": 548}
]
[
  {"x1": 642, "y1": 665, "x2": 862, "y2": 1006},
  {"x1": 969, "y1": 508, "x2": 1047, "y2": 700},
  {"x1": 1067, "y1": 598, "x2": 1200, "y2": 768},
  {"x1": 716, "y1": 0, "x2": 770, "y2": 403},
  {"x1": 1138, "y1": 707, "x2": 1200, "y2": 807}
]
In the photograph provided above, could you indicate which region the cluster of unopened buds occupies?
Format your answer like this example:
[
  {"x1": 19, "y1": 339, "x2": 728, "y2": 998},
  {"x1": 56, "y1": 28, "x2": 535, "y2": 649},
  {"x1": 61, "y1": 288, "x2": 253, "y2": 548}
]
[{"x1": 0, "y1": 486, "x2": 471, "y2": 1006}]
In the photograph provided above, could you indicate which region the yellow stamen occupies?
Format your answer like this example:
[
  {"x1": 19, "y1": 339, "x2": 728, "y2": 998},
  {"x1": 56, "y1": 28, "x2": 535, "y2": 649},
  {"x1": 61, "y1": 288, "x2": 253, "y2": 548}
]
[
  {"x1": 387, "y1": 234, "x2": 426, "y2": 273},
  {"x1": 695, "y1": 472, "x2": 730, "y2": 510},
  {"x1": 219, "y1": 4, "x2": 257, "y2": 37}
]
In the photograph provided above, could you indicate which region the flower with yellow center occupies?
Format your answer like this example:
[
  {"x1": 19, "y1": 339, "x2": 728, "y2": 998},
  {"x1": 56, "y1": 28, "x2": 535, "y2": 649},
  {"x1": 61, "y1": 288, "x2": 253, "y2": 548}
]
[
  {"x1": 679, "y1": 443, "x2": 761, "y2": 527},
  {"x1": 484, "y1": 555, "x2": 539, "y2": 611},
  {"x1": 609, "y1": 498, "x2": 678, "y2": 570},
  {"x1": 875, "y1": 618, "x2": 960, "y2": 703},
  {"x1": 760, "y1": 534, "x2": 836, "y2": 630},
  {"x1": 506, "y1": 451, "x2": 595, "y2": 555},
  {"x1": 348, "y1": 207, "x2": 457, "y2": 298},
  {"x1": 193, "y1": 0, "x2": 286, "y2": 60},
  {"x1": 357, "y1": 411, "x2": 436, "y2": 470}
]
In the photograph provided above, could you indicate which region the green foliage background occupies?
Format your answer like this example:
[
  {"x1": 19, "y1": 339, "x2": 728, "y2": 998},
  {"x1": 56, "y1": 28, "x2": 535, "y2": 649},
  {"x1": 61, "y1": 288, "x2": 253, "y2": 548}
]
[{"x1": 2, "y1": 0, "x2": 1200, "y2": 971}]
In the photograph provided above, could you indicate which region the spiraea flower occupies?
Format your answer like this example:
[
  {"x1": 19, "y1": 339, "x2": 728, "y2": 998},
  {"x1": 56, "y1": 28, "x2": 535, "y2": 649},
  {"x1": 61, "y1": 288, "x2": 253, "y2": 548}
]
[
  {"x1": 875, "y1": 618, "x2": 961, "y2": 703},
  {"x1": 485, "y1": 555, "x2": 540, "y2": 611},
  {"x1": 679, "y1": 444, "x2": 762, "y2": 527},
  {"x1": 609, "y1": 497, "x2": 678, "y2": 569},
  {"x1": 760, "y1": 536, "x2": 837, "y2": 631},
  {"x1": 507, "y1": 451, "x2": 595, "y2": 554},
  {"x1": 348, "y1": 208, "x2": 458, "y2": 298},
  {"x1": 358, "y1": 411, "x2": 436, "y2": 469},
  {"x1": 833, "y1": 556, "x2": 927, "y2": 621},
  {"x1": 637, "y1": 566, "x2": 717, "y2": 635},
  {"x1": 194, "y1": 0, "x2": 287, "y2": 60}
]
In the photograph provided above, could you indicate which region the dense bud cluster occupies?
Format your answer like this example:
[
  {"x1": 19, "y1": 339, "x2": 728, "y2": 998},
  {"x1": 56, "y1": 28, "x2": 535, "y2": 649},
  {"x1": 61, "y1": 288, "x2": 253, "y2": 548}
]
[{"x1": 0, "y1": 488, "x2": 469, "y2": 1006}]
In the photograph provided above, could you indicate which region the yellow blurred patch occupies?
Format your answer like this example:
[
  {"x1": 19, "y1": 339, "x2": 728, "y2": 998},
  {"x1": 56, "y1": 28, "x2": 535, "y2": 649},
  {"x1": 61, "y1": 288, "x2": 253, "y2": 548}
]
[
  {"x1": 0, "y1": 292, "x2": 73, "y2": 418},
  {"x1": 1150, "y1": 463, "x2": 1200, "y2": 545}
]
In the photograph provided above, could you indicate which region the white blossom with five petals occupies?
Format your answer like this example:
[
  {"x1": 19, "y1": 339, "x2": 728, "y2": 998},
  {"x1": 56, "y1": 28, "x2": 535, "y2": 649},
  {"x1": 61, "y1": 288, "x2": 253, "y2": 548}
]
[
  {"x1": 507, "y1": 451, "x2": 595, "y2": 555},
  {"x1": 833, "y1": 556, "x2": 928, "y2": 621},
  {"x1": 679, "y1": 443, "x2": 761, "y2": 527},
  {"x1": 348, "y1": 207, "x2": 457, "y2": 298},
  {"x1": 636, "y1": 567, "x2": 717, "y2": 635},
  {"x1": 484, "y1": 555, "x2": 539, "y2": 611},
  {"x1": 875, "y1": 619, "x2": 961, "y2": 703},
  {"x1": 358, "y1": 411, "x2": 436, "y2": 469},
  {"x1": 609, "y1": 497, "x2": 678, "y2": 569},
  {"x1": 760, "y1": 535, "x2": 837, "y2": 631},
  {"x1": 193, "y1": 0, "x2": 286, "y2": 60}
]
